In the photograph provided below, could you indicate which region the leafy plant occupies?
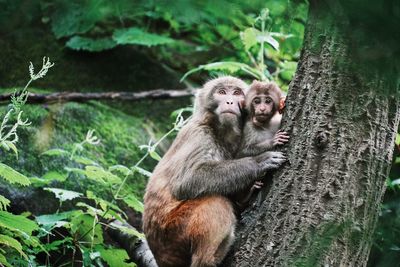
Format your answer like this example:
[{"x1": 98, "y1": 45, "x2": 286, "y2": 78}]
[
  {"x1": 0, "y1": 57, "x2": 53, "y2": 266},
  {"x1": 181, "y1": 8, "x2": 299, "y2": 88}
]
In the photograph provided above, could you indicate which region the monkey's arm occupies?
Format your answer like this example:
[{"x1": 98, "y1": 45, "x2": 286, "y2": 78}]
[
  {"x1": 238, "y1": 130, "x2": 290, "y2": 157},
  {"x1": 171, "y1": 151, "x2": 285, "y2": 200},
  {"x1": 238, "y1": 140, "x2": 274, "y2": 157}
]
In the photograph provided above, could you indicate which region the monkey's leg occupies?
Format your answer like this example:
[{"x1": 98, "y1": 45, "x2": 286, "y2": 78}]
[{"x1": 187, "y1": 196, "x2": 236, "y2": 267}]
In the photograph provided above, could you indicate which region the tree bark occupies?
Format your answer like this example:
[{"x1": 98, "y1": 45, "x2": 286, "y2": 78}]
[
  {"x1": 0, "y1": 89, "x2": 194, "y2": 104},
  {"x1": 229, "y1": 1, "x2": 400, "y2": 266}
]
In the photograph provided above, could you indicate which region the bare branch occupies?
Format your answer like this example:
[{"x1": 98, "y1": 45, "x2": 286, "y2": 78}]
[{"x1": 0, "y1": 89, "x2": 196, "y2": 104}]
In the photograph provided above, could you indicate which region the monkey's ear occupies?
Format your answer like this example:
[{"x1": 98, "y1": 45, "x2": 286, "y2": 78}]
[{"x1": 278, "y1": 96, "x2": 286, "y2": 114}]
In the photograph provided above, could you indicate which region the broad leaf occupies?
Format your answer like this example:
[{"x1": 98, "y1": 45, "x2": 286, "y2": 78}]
[
  {"x1": 44, "y1": 188, "x2": 82, "y2": 202},
  {"x1": 123, "y1": 195, "x2": 144, "y2": 213},
  {"x1": 66, "y1": 36, "x2": 117, "y2": 52},
  {"x1": 36, "y1": 211, "x2": 74, "y2": 230},
  {"x1": 42, "y1": 171, "x2": 68, "y2": 182},
  {"x1": 41, "y1": 148, "x2": 70, "y2": 157},
  {"x1": 109, "y1": 165, "x2": 132, "y2": 176},
  {"x1": 0, "y1": 163, "x2": 30, "y2": 186},
  {"x1": 113, "y1": 27, "x2": 174, "y2": 47},
  {"x1": 71, "y1": 214, "x2": 103, "y2": 244},
  {"x1": 241, "y1": 28, "x2": 259, "y2": 50},
  {"x1": 97, "y1": 246, "x2": 136, "y2": 267},
  {"x1": 0, "y1": 211, "x2": 39, "y2": 235},
  {"x1": 72, "y1": 156, "x2": 98, "y2": 166}
]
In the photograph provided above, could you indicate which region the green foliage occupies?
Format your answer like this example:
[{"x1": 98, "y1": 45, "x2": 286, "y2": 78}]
[
  {"x1": 0, "y1": 211, "x2": 39, "y2": 235},
  {"x1": 113, "y1": 27, "x2": 174, "y2": 47},
  {"x1": 66, "y1": 36, "x2": 117, "y2": 52},
  {"x1": 97, "y1": 246, "x2": 136, "y2": 267},
  {"x1": 0, "y1": 163, "x2": 30, "y2": 186},
  {"x1": 182, "y1": 7, "x2": 304, "y2": 89},
  {"x1": 0, "y1": 195, "x2": 10, "y2": 211}
]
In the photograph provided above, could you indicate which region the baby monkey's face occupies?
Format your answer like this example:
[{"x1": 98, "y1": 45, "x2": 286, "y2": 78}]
[{"x1": 245, "y1": 81, "x2": 282, "y2": 126}]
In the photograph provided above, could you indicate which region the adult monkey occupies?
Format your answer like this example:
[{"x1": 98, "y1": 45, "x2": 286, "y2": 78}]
[{"x1": 143, "y1": 76, "x2": 286, "y2": 267}]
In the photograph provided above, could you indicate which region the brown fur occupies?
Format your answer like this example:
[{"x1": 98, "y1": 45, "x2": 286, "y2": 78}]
[
  {"x1": 234, "y1": 81, "x2": 289, "y2": 208},
  {"x1": 143, "y1": 77, "x2": 286, "y2": 267}
]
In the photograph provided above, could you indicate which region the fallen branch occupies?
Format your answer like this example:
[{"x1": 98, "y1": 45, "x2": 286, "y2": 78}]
[
  {"x1": 107, "y1": 221, "x2": 158, "y2": 267},
  {"x1": 0, "y1": 89, "x2": 196, "y2": 104}
]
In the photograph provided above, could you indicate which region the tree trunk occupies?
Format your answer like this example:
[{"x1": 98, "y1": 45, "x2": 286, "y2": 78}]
[{"x1": 229, "y1": 1, "x2": 400, "y2": 266}]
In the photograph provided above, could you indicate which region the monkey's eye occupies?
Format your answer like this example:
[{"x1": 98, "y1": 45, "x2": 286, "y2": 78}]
[
  {"x1": 233, "y1": 89, "x2": 243, "y2": 96},
  {"x1": 218, "y1": 89, "x2": 227, "y2": 95},
  {"x1": 253, "y1": 98, "x2": 261, "y2": 104},
  {"x1": 265, "y1": 98, "x2": 272, "y2": 104}
]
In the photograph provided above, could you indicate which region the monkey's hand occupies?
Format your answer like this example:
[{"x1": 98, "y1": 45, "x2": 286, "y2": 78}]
[
  {"x1": 273, "y1": 130, "x2": 290, "y2": 146},
  {"x1": 254, "y1": 151, "x2": 287, "y2": 174}
]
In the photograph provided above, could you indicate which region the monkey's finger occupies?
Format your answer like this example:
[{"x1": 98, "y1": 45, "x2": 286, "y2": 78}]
[{"x1": 276, "y1": 133, "x2": 290, "y2": 139}]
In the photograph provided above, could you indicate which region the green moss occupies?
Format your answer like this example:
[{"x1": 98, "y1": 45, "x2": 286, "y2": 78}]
[{"x1": 0, "y1": 100, "x2": 166, "y2": 197}]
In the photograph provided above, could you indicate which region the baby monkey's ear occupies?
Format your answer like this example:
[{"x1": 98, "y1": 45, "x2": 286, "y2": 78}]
[{"x1": 279, "y1": 96, "x2": 286, "y2": 114}]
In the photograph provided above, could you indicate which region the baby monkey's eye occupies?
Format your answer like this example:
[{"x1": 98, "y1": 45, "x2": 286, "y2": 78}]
[
  {"x1": 233, "y1": 89, "x2": 243, "y2": 96},
  {"x1": 218, "y1": 89, "x2": 226, "y2": 95},
  {"x1": 253, "y1": 98, "x2": 261, "y2": 104},
  {"x1": 265, "y1": 98, "x2": 272, "y2": 104}
]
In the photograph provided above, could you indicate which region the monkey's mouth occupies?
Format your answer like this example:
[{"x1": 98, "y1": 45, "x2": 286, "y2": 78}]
[
  {"x1": 221, "y1": 110, "x2": 238, "y2": 115},
  {"x1": 254, "y1": 114, "x2": 270, "y2": 122}
]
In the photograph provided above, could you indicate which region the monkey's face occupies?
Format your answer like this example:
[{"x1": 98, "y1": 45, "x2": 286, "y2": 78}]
[
  {"x1": 212, "y1": 85, "x2": 245, "y2": 120},
  {"x1": 250, "y1": 93, "x2": 278, "y2": 125}
]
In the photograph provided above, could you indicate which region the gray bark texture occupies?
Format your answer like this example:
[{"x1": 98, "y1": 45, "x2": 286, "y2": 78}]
[{"x1": 227, "y1": 1, "x2": 400, "y2": 266}]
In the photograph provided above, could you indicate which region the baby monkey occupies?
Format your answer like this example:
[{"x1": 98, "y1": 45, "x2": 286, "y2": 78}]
[{"x1": 235, "y1": 80, "x2": 289, "y2": 206}]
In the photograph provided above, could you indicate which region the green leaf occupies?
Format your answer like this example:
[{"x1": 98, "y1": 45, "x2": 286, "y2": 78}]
[
  {"x1": 109, "y1": 165, "x2": 132, "y2": 176},
  {"x1": 84, "y1": 166, "x2": 122, "y2": 184},
  {"x1": 0, "y1": 211, "x2": 39, "y2": 235},
  {"x1": 97, "y1": 246, "x2": 136, "y2": 267},
  {"x1": 42, "y1": 171, "x2": 68, "y2": 182},
  {"x1": 110, "y1": 222, "x2": 144, "y2": 239},
  {"x1": 50, "y1": 1, "x2": 105, "y2": 38},
  {"x1": 35, "y1": 211, "x2": 73, "y2": 230},
  {"x1": 0, "y1": 252, "x2": 11, "y2": 267},
  {"x1": 71, "y1": 214, "x2": 103, "y2": 244},
  {"x1": 3, "y1": 141, "x2": 18, "y2": 158},
  {"x1": 0, "y1": 235, "x2": 27, "y2": 259},
  {"x1": 257, "y1": 33, "x2": 279, "y2": 50},
  {"x1": 396, "y1": 133, "x2": 400, "y2": 145},
  {"x1": 149, "y1": 151, "x2": 162, "y2": 161},
  {"x1": 123, "y1": 195, "x2": 144, "y2": 213},
  {"x1": 41, "y1": 148, "x2": 70, "y2": 157},
  {"x1": 113, "y1": 27, "x2": 174, "y2": 47},
  {"x1": 66, "y1": 36, "x2": 117, "y2": 52},
  {"x1": 391, "y1": 178, "x2": 400, "y2": 186},
  {"x1": 0, "y1": 163, "x2": 30, "y2": 186},
  {"x1": 44, "y1": 188, "x2": 82, "y2": 202},
  {"x1": 181, "y1": 62, "x2": 262, "y2": 82},
  {"x1": 241, "y1": 28, "x2": 259, "y2": 50},
  {"x1": 42, "y1": 238, "x2": 73, "y2": 252},
  {"x1": 72, "y1": 156, "x2": 98, "y2": 166},
  {"x1": 0, "y1": 195, "x2": 10, "y2": 211}
]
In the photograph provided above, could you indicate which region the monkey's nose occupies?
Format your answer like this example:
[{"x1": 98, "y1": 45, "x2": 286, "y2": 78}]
[{"x1": 226, "y1": 101, "x2": 234, "y2": 105}]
